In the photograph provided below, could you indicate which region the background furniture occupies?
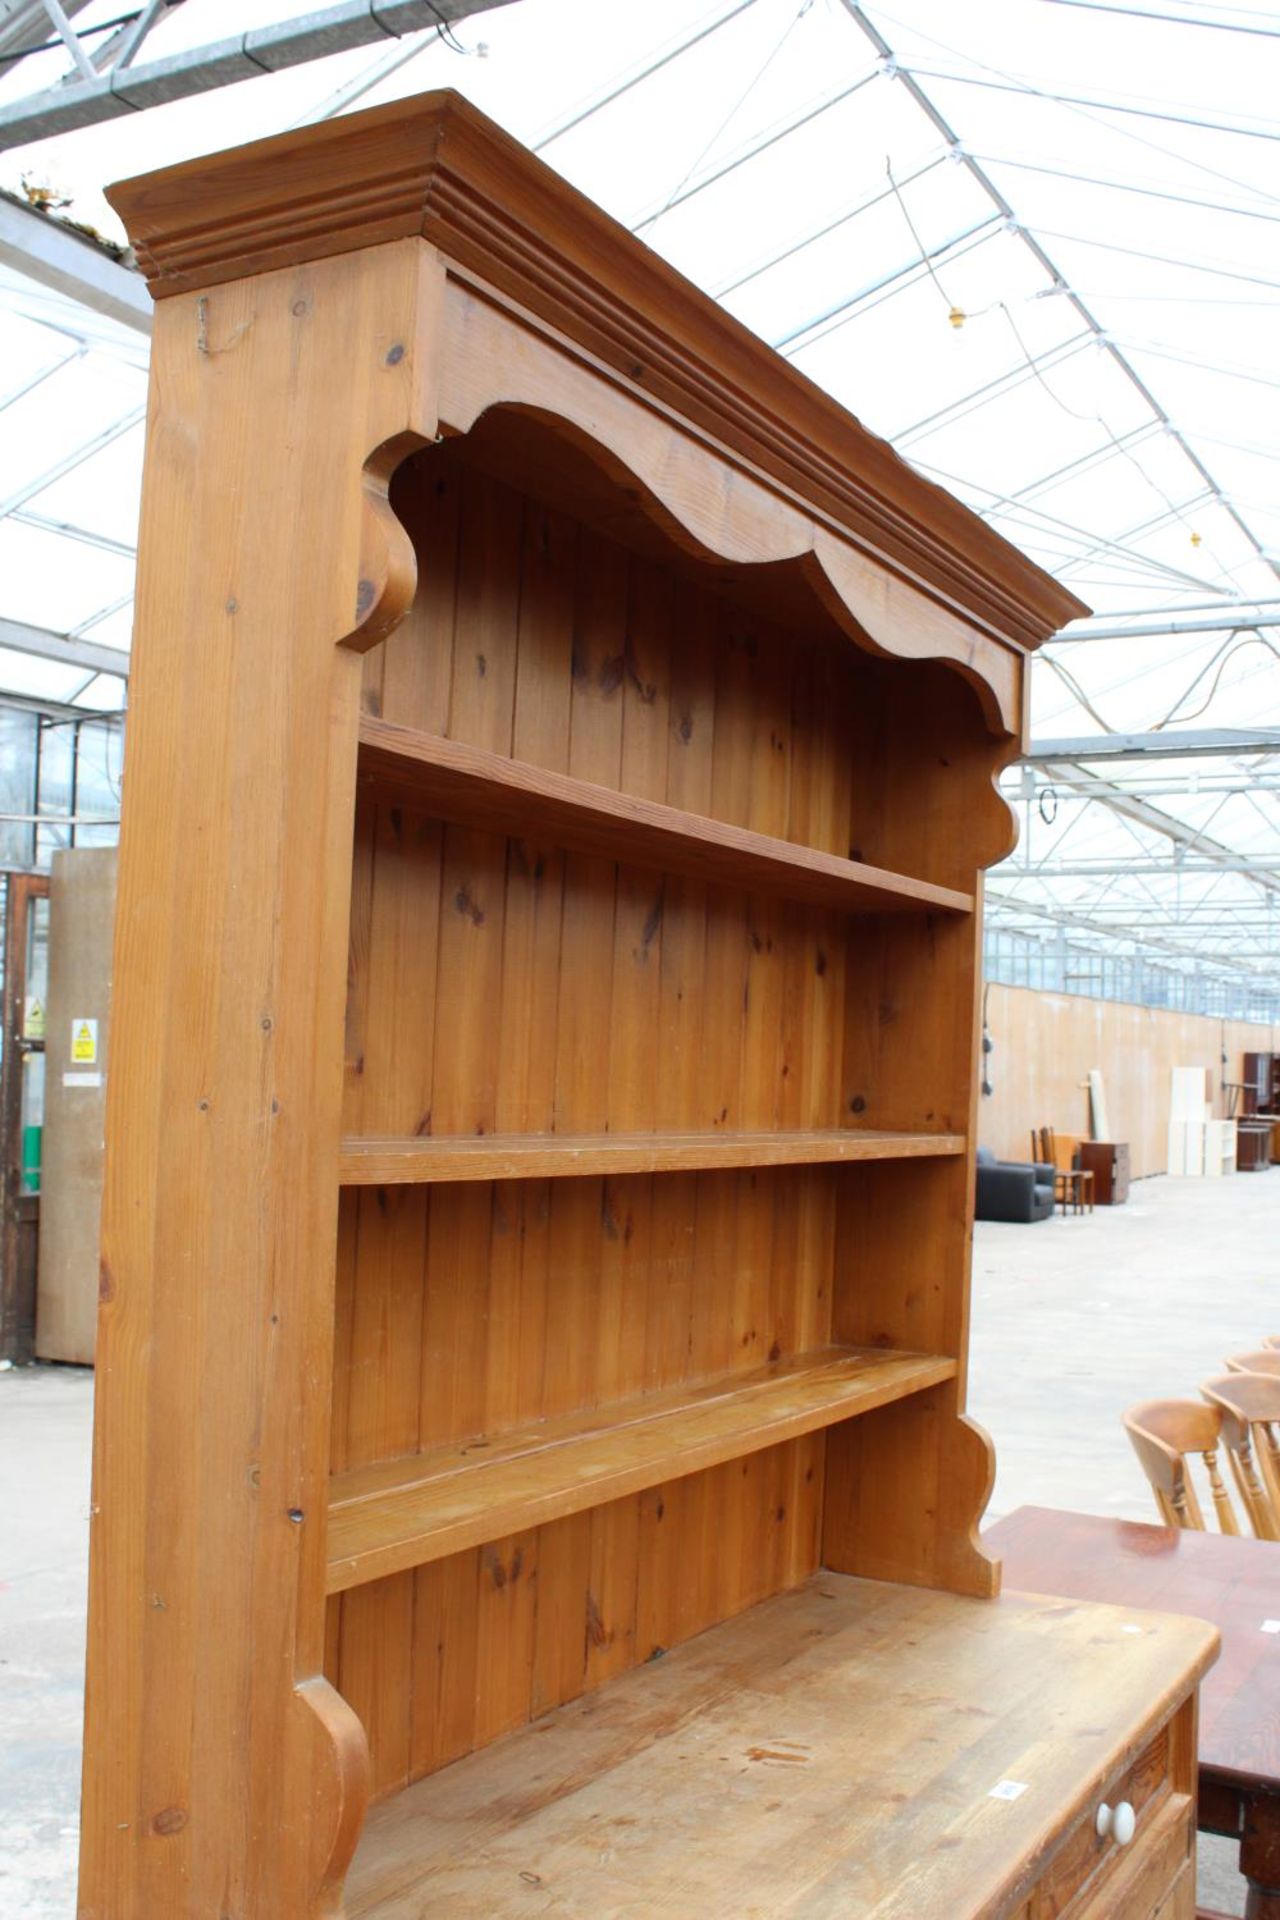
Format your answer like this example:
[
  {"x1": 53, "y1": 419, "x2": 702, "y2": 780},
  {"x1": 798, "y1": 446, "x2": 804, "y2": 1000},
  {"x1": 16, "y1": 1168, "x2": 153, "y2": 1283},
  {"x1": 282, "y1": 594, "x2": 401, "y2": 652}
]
[
  {"x1": 1124, "y1": 1394, "x2": 1280, "y2": 1540},
  {"x1": 1201, "y1": 1373, "x2": 1280, "y2": 1532},
  {"x1": 1079, "y1": 1138, "x2": 1131, "y2": 1206},
  {"x1": 1169, "y1": 1068, "x2": 1237, "y2": 1178},
  {"x1": 1032, "y1": 1126, "x2": 1095, "y2": 1214},
  {"x1": 1242, "y1": 1051, "x2": 1280, "y2": 1117},
  {"x1": 34, "y1": 847, "x2": 116, "y2": 1365},
  {"x1": 977, "y1": 1145, "x2": 1056, "y2": 1223},
  {"x1": 988, "y1": 1507, "x2": 1280, "y2": 1920},
  {"x1": 1125, "y1": 1397, "x2": 1250, "y2": 1534},
  {"x1": 78, "y1": 93, "x2": 1209, "y2": 1919},
  {"x1": 1237, "y1": 1119, "x2": 1273, "y2": 1172},
  {"x1": 1228, "y1": 1350, "x2": 1280, "y2": 1377}
]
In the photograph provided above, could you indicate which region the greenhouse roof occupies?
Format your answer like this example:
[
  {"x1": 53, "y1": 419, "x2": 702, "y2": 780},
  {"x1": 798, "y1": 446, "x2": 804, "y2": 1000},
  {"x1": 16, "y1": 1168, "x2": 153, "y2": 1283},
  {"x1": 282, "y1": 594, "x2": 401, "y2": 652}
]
[{"x1": 0, "y1": 0, "x2": 1277, "y2": 1002}]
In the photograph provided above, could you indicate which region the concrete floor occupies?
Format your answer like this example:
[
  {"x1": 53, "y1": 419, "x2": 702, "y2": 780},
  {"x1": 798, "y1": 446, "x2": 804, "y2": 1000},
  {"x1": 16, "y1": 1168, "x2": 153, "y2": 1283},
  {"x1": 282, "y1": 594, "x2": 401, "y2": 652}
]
[
  {"x1": 0, "y1": 1362, "x2": 91, "y2": 1920},
  {"x1": 2, "y1": 1171, "x2": 1276, "y2": 1917}
]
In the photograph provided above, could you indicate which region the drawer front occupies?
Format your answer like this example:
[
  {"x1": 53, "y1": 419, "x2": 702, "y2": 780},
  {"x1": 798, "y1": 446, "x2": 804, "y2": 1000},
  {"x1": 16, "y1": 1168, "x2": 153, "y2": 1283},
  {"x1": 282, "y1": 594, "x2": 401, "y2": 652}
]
[
  {"x1": 1075, "y1": 1794, "x2": 1192, "y2": 1919},
  {"x1": 1148, "y1": 1857, "x2": 1194, "y2": 1920},
  {"x1": 1027, "y1": 1723, "x2": 1174, "y2": 1918}
]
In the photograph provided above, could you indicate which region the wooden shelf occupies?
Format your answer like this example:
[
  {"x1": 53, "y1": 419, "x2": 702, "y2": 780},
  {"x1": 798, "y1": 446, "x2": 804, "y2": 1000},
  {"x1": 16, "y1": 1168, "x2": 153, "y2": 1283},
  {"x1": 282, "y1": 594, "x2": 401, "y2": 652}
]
[
  {"x1": 338, "y1": 1127, "x2": 966, "y2": 1186},
  {"x1": 327, "y1": 1346, "x2": 956, "y2": 1594},
  {"x1": 357, "y1": 717, "x2": 973, "y2": 917}
]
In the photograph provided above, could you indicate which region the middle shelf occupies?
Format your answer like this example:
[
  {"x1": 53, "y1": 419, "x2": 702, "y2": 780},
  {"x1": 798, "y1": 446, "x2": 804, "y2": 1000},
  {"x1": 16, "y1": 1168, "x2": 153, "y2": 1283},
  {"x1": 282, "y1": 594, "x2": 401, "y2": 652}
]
[
  {"x1": 326, "y1": 1345, "x2": 957, "y2": 1594},
  {"x1": 338, "y1": 1128, "x2": 966, "y2": 1185}
]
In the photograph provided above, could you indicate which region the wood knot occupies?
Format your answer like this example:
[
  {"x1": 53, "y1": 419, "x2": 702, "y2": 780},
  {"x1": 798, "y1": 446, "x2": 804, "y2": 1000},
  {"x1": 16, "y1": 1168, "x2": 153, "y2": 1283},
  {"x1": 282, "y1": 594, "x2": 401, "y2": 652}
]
[
  {"x1": 151, "y1": 1807, "x2": 187, "y2": 1837},
  {"x1": 98, "y1": 1261, "x2": 115, "y2": 1303},
  {"x1": 385, "y1": 342, "x2": 406, "y2": 366},
  {"x1": 355, "y1": 578, "x2": 377, "y2": 620}
]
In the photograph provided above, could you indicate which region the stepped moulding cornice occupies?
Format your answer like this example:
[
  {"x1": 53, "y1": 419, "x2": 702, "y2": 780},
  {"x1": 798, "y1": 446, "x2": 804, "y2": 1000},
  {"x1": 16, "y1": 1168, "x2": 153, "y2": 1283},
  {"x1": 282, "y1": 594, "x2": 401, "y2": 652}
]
[{"x1": 107, "y1": 90, "x2": 1087, "y2": 669}]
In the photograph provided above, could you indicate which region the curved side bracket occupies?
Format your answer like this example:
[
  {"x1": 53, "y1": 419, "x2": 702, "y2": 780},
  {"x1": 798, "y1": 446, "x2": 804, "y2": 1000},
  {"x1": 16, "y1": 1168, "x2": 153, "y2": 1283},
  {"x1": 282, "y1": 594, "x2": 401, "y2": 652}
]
[
  {"x1": 940, "y1": 1413, "x2": 1002, "y2": 1600},
  {"x1": 290, "y1": 1675, "x2": 371, "y2": 1918},
  {"x1": 979, "y1": 729, "x2": 1028, "y2": 876},
  {"x1": 343, "y1": 430, "x2": 429, "y2": 654}
]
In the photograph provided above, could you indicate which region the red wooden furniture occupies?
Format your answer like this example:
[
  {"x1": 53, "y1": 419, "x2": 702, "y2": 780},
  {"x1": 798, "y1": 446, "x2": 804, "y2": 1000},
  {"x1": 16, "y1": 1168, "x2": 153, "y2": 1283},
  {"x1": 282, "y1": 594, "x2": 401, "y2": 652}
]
[{"x1": 988, "y1": 1504, "x2": 1280, "y2": 1920}]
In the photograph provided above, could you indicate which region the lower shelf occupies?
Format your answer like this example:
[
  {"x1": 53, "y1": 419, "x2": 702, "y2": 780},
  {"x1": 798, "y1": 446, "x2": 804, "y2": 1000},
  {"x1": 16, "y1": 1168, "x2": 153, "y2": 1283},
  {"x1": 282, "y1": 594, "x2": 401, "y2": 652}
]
[
  {"x1": 344, "y1": 1574, "x2": 1216, "y2": 1919},
  {"x1": 326, "y1": 1347, "x2": 955, "y2": 1594}
]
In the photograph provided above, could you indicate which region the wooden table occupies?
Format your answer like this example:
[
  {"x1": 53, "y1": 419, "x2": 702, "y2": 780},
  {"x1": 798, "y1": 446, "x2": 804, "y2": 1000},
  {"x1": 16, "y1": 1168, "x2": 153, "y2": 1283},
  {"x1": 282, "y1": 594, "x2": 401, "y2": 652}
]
[{"x1": 988, "y1": 1505, "x2": 1280, "y2": 1920}]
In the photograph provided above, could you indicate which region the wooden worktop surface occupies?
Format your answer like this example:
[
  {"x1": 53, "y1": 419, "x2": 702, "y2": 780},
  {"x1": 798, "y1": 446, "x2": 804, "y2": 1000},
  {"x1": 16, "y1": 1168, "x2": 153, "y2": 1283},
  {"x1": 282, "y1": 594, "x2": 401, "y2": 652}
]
[{"x1": 346, "y1": 1571, "x2": 1217, "y2": 1918}]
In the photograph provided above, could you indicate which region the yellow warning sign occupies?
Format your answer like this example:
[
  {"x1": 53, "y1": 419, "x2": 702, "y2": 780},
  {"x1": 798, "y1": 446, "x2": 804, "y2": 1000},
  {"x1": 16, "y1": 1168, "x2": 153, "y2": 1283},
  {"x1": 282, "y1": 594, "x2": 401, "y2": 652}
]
[
  {"x1": 23, "y1": 996, "x2": 44, "y2": 1041},
  {"x1": 71, "y1": 1018, "x2": 98, "y2": 1066}
]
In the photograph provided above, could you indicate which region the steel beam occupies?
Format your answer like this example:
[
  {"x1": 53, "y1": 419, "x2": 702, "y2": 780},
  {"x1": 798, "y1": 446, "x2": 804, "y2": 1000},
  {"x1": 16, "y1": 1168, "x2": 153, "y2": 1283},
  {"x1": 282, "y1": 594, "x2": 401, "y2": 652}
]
[
  {"x1": 712, "y1": 153, "x2": 947, "y2": 301},
  {"x1": 535, "y1": 0, "x2": 758, "y2": 152},
  {"x1": 0, "y1": 403, "x2": 145, "y2": 519},
  {"x1": 900, "y1": 58, "x2": 1280, "y2": 147},
  {"x1": 0, "y1": 0, "x2": 514, "y2": 149},
  {"x1": 995, "y1": 860, "x2": 1280, "y2": 877},
  {"x1": 985, "y1": 890, "x2": 1280, "y2": 972},
  {"x1": 835, "y1": 3, "x2": 1280, "y2": 586},
  {"x1": 1026, "y1": 729, "x2": 1280, "y2": 762},
  {"x1": 776, "y1": 213, "x2": 1003, "y2": 354},
  {"x1": 632, "y1": 70, "x2": 881, "y2": 234},
  {"x1": 0, "y1": 686, "x2": 124, "y2": 720},
  {"x1": 0, "y1": 190, "x2": 151, "y2": 333},
  {"x1": 1042, "y1": 0, "x2": 1280, "y2": 38},
  {"x1": 0, "y1": 615, "x2": 128, "y2": 680},
  {"x1": 0, "y1": 0, "x2": 91, "y2": 61},
  {"x1": 1051, "y1": 612, "x2": 1280, "y2": 643},
  {"x1": 1031, "y1": 760, "x2": 1280, "y2": 902},
  {"x1": 1063, "y1": 596, "x2": 1280, "y2": 622},
  {"x1": 13, "y1": 507, "x2": 134, "y2": 557}
]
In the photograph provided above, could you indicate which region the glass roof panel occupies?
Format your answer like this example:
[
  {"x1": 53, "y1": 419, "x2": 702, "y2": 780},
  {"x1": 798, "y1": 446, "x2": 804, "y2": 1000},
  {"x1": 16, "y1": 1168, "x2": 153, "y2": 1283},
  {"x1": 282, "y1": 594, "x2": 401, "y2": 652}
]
[
  {"x1": 0, "y1": 0, "x2": 1275, "y2": 991},
  {"x1": 0, "y1": 516, "x2": 134, "y2": 631}
]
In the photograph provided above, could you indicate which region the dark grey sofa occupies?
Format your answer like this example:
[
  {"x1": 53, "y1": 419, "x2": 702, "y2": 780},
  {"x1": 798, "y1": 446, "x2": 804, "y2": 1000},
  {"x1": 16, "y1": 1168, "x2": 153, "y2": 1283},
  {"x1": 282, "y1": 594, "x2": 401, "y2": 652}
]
[{"x1": 974, "y1": 1145, "x2": 1055, "y2": 1224}]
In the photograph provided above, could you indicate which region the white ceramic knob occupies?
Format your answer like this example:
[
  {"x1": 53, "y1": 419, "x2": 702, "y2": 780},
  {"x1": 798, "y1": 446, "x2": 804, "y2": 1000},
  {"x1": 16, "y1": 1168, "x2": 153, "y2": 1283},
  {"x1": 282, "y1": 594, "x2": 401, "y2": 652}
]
[{"x1": 1096, "y1": 1800, "x2": 1137, "y2": 1845}]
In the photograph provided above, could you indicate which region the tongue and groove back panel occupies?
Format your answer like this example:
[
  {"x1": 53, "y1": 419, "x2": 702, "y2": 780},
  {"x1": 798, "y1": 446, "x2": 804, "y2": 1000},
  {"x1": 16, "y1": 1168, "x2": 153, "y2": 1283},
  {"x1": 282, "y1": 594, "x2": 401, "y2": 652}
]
[{"x1": 329, "y1": 437, "x2": 997, "y2": 1798}]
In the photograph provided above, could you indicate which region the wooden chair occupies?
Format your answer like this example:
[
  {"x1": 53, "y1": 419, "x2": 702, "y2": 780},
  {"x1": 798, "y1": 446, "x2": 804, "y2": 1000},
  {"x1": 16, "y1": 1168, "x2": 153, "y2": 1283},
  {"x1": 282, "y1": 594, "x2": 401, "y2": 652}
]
[
  {"x1": 1201, "y1": 1373, "x2": 1280, "y2": 1539},
  {"x1": 1225, "y1": 1348, "x2": 1280, "y2": 1377},
  {"x1": 1034, "y1": 1126, "x2": 1095, "y2": 1216},
  {"x1": 1123, "y1": 1398, "x2": 1249, "y2": 1533}
]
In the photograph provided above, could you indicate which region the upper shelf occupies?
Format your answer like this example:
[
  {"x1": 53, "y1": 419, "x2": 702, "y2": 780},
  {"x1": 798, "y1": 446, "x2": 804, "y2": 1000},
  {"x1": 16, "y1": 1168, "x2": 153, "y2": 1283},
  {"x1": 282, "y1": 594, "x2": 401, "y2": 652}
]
[{"x1": 357, "y1": 717, "x2": 973, "y2": 917}]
